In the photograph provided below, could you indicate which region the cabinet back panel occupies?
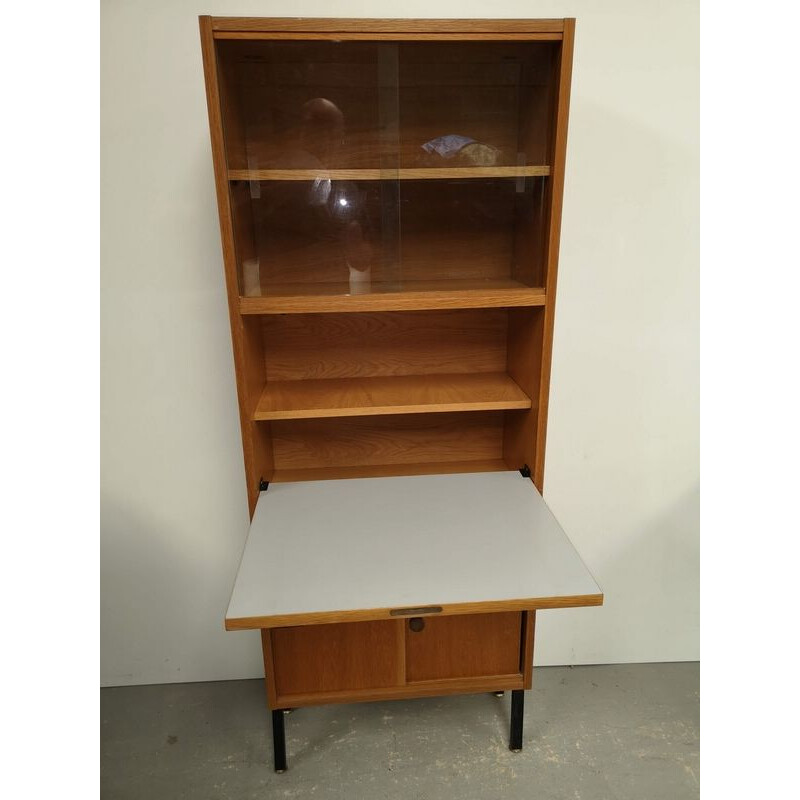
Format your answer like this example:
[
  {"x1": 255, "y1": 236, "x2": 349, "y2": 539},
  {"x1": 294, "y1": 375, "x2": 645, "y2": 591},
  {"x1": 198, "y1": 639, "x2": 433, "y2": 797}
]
[
  {"x1": 271, "y1": 411, "x2": 504, "y2": 470},
  {"x1": 263, "y1": 309, "x2": 507, "y2": 381}
]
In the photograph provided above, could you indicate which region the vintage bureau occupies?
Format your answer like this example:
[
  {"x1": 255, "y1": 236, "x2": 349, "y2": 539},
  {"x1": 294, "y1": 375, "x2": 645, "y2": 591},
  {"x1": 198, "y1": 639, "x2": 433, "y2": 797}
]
[{"x1": 199, "y1": 15, "x2": 602, "y2": 772}]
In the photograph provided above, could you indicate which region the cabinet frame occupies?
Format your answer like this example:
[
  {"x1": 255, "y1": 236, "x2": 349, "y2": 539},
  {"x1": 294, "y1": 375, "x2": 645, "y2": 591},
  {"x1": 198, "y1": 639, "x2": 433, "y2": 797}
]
[{"x1": 200, "y1": 15, "x2": 587, "y2": 771}]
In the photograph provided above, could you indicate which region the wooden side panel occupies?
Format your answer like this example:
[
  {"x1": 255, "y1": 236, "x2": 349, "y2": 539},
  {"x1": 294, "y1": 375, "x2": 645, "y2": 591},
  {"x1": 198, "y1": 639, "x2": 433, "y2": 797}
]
[
  {"x1": 533, "y1": 19, "x2": 575, "y2": 492},
  {"x1": 260, "y1": 628, "x2": 278, "y2": 708},
  {"x1": 270, "y1": 411, "x2": 504, "y2": 471},
  {"x1": 200, "y1": 17, "x2": 274, "y2": 515},
  {"x1": 263, "y1": 309, "x2": 508, "y2": 381},
  {"x1": 405, "y1": 612, "x2": 522, "y2": 682},
  {"x1": 521, "y1": 610, "x2": 536, "y2": 688},
  {"x1": 502, "y1": 307, "x2": 544, "y2": 471},
  {"x1": 271, "y1": 621, "x2": 402, "y2": 697}
]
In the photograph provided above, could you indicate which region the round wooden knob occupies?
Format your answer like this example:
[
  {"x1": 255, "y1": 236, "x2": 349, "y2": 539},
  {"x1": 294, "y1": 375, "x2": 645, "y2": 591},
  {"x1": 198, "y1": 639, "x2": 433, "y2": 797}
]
[{"x1": 409, "y1": 617, "x2": 425, "y2": 632}]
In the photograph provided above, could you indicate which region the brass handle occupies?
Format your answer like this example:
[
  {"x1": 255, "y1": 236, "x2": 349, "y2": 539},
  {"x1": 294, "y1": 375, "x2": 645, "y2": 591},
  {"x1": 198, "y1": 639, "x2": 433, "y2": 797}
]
[
  {"x1": 409, "y1": 617, "x2": 425, "y2": 633},
  {"x1": 389, "y1": 605, "x2": 442, "y2": 617}
]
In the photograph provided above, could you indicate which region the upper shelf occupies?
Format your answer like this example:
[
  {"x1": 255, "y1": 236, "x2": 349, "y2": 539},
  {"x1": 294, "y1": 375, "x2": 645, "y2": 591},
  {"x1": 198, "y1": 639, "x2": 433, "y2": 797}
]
[
  {"x1": 239, "y1": 279, "x2": 547, "y2": 314},
  {"x1": 228, "y1": 166, "x2": 550, "y2": 181}
]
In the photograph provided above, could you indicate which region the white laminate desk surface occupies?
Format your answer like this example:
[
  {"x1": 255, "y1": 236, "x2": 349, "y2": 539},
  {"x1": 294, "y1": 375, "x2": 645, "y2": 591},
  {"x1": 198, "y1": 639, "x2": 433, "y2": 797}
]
[{"x1": 225, "y1": 471, "x2": 602, "y2": 628}]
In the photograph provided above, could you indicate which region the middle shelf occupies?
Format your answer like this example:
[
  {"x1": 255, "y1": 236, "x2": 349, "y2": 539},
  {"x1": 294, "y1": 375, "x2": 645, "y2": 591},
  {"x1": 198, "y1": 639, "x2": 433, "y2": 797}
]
[
  {"x1": 254, "y1": 372, "x2": 531, "y2": 421},
  {"x1": 228, "y1": 166, "x2": 551, "y2": 181}
]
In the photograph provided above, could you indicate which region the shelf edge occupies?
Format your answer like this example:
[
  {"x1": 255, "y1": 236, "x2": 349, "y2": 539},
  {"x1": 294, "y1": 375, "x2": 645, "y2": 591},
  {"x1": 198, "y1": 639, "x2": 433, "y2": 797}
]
[
  {"x1": 226, "y1": 594, "x2": 604, "y2": 630},
  {"x1": 228, "y1": 166, "x2": 551, "y2": 181},
  {"x1": 239, "y1": 287, "x2": 547, "y2": 314}
]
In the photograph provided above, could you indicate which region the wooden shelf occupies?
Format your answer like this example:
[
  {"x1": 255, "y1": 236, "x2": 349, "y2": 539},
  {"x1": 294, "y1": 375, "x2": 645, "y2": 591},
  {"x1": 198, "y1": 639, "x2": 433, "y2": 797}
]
[
  {"x1": 228, "y1": 166, "x2": 550, "y2": 181},
  {"x1": 254, "y1": 373, "x2": 531, "y2": 421},
  {"x1": 271, "y1": 459, "x2": 511, "y2": 483},
  {"x1": 240, "y1": 280, "x2": 546, "y2": 314}
]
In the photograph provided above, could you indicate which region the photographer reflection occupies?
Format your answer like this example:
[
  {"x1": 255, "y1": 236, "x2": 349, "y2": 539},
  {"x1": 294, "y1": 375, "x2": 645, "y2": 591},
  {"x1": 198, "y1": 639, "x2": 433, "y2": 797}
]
[{"x1": 258, "y1": 97, "x2": 375, "y2": 293}]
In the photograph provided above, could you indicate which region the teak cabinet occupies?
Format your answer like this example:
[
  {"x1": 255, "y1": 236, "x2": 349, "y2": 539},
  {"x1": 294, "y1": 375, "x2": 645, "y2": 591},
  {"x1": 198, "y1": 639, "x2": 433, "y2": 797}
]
[{"x1": 200, "y1": 16, "x2": 602, "y2": 772}]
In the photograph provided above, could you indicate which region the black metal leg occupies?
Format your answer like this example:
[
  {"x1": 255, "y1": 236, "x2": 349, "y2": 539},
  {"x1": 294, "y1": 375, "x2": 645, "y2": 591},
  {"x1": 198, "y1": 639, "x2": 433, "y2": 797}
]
[
  {"x1": 509, "y1": 689, "x2": 524, "y2": 751},
  {"x1": 272, "y1": 709, "x2": 287, "y2": 772}
]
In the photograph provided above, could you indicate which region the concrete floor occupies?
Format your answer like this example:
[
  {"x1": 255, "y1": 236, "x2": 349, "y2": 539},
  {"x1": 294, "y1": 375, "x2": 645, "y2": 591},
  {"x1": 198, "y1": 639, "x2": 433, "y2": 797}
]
[{"x1": 101, "y1": 662, "x2": 698, "y2": 799}]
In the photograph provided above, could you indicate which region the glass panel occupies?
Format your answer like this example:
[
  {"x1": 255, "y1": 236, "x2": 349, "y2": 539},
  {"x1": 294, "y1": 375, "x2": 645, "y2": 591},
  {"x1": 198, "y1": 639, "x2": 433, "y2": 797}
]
[
  {"x1": 397, "y1": 41, "x2": 556, "y2": 168},
  {"x1": 217, "y1": 40, "x2": 390, "y2": 170},
  {"x1": 216, "y1": 40, "x2": 555, "y2": 298},
  {"x1": 234, "y1": 178, "x2": 394, "y2": 296}
]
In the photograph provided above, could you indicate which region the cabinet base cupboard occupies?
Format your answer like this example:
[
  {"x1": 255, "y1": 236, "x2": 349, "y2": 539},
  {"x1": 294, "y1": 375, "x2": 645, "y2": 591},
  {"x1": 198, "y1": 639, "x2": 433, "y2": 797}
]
[{"x1": 199, "y1": 16, "x2": 603, "y2": 772}]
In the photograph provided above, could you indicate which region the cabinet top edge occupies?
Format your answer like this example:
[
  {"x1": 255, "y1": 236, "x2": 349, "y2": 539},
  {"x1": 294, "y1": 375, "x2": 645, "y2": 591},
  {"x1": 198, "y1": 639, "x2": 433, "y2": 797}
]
[
  {"x1": 205, "y1": 17, "x2": 570, "y2": 34},
  {"x1": 226, "y1": 594, "x2": 604, "y2": 630}
]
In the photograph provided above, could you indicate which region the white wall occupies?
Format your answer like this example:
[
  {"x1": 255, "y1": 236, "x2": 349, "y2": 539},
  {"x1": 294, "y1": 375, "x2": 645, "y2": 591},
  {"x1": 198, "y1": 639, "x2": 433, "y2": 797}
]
[{"x1": 101, "y1": 0, "x2": 698, "y2": 686}]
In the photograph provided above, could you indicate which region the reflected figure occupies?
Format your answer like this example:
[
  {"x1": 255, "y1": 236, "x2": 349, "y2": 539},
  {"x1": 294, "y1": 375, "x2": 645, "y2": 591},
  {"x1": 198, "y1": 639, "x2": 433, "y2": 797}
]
[
  {"x1": 298, "y1": 98, "x2": 345, "y2": 169},
  {"x1": 257, "y1": 97, "x2": 375, "y2": 293}
]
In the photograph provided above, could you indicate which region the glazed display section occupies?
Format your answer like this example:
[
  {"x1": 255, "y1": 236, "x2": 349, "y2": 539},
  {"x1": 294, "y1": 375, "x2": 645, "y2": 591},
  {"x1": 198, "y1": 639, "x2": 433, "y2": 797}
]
[{"x1": 216, "y1": 39, "x2": 554, "y2": 305}]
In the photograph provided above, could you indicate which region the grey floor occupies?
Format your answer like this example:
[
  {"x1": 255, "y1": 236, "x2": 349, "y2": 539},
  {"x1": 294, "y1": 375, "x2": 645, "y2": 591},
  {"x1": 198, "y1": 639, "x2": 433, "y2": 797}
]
[{"x1": 101, "y1": 662, "x2": 698, "y2": 800}]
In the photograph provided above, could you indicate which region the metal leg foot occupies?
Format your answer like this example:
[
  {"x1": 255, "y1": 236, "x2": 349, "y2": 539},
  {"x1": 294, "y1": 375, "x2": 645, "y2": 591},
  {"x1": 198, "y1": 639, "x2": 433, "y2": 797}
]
[
  {"x1": 509, "y1": 689, "x2": 524, "y2": 752},
  {"x1": 272, "y1": 709, "x2": 287, "y2": 772}
]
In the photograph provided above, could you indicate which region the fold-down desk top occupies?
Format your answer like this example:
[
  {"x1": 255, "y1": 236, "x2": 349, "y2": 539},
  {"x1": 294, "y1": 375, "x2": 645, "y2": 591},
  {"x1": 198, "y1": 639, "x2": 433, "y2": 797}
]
[{"x1": 226, "y1": 471, "x2": 602, "y2": 629}]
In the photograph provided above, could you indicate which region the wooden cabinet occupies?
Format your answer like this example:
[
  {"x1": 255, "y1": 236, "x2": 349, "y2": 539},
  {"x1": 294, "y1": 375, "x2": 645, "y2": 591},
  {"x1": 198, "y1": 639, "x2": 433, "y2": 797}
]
[
  {"x1": 264, "y1": 611, "x2": 534, "y2": 709},
  {"x1": 200, "y1": 15, "x2": 601, "y2": 772}
]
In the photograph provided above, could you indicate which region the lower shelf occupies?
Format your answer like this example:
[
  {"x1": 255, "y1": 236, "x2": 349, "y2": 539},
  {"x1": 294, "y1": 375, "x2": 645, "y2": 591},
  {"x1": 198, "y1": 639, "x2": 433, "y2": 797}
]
[
  {"x1": 270, "y1": 458, "x2": 511, "y2": 483},
  {"x1": 254, "y1": 372, "x2": 531, "y2": 421}
]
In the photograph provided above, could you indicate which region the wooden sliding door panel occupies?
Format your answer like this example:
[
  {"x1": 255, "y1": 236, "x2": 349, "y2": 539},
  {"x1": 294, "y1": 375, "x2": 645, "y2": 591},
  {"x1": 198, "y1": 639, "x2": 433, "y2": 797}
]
[
  {"x1": 405, "y1": 612, "x2": 522, "y2": 682},
  {"x1": 271, "y1": 620, "x2": 402, "y2": 696}
]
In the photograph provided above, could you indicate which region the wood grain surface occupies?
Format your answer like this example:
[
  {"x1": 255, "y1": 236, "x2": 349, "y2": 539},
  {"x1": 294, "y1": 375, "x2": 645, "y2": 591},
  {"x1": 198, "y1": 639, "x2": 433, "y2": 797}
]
[
  {"x1": 262, "y1": 309, "x2": 508, "y2": 381},
  {"x1": 240, "y1": 281, "x2": 546, "y2": 314},
  {"x1": 405, "y1": 612, "x2": 522, "y2": 682},
  {"x1": 270, "y1": 411, "x2": 506, "y2": 471},
  {"x1": 209, "y1": 17, "x2": 566, "y2": 33},
  {"x1": 254, "y1": 373, "x2": 531, "y2": 420}
]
